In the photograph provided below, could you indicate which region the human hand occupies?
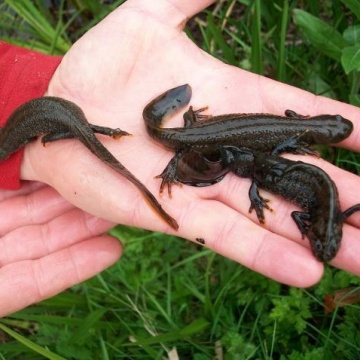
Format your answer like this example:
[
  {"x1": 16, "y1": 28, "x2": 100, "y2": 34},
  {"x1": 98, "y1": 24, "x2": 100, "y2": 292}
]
[
  {"x1": 0, "y1": 182, "x2": 121, "y2": 317},
  {"x1": 19, "y1": 0, "x2": 360, "y2": 287}
]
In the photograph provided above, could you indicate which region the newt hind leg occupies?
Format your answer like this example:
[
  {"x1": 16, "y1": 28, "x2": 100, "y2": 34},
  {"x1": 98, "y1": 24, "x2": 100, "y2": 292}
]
[
  {"x1": 89, "y1": 124, "x2": 131, "y2": 139},
  {"x1": 284, "y1": 109, "x2": 310, "y2": 118},
  {"x1": 271, "y1": 131, "x2": 319, "y2": 156},
  {"x1": 248, "y1": 181, "x2": 272, "y2": 224},
  {"x1": 343, "y1": 204, "x2": 360, "y2": 219},
  {"x1": 41, "y1": 125, "x2": 130, "y2": 145},
  {"x1": 183, "y1": 106, "x2": 211, "y2": 127}
]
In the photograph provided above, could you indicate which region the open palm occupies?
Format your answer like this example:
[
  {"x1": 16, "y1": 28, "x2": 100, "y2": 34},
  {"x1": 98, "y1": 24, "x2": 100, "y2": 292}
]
[{"x1": 1, "y1": 0, "x2": 360, "y2": 317}]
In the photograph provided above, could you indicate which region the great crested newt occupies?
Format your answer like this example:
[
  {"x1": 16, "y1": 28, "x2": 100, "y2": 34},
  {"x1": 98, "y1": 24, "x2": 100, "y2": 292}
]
[
  {"x1": 173, "y1": 145, "x2": 360, "y2": 262},
  {"x1": 228, "y1": 148, "x2": 360, "y2": 262},
  {"x1": 1, "y1": 96, "x2": 178, "y2": 230},
  {"x1": 143, "y1": 84, "x2": 353, "y2": 195}
]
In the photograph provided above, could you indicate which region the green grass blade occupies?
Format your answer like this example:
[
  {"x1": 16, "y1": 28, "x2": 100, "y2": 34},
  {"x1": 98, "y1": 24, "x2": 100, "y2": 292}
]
[
  {"x1": 4, "y1": 0, "x2": 70, "y2": 53},
  {"x1": 0, "y1": 323, "x2": 66, "y2": 359},
  {"x1": 276, "y1": 0, "x2": 289, "y2": 81},
  {"x1": 250, "y1": 0, "x2": 263, "y2": 74},
  {"x1": 206, "y1": 12, "x2": 236, "y2": 64},
  {"x1": 127, "y1": 318, "x2": 210, "y2": 346}
]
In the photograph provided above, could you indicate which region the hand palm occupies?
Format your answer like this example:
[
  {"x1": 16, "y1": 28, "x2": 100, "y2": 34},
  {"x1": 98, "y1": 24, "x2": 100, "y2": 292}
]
[{"x1": 1, "y1": 0, "x2": 360, "y2": 317}]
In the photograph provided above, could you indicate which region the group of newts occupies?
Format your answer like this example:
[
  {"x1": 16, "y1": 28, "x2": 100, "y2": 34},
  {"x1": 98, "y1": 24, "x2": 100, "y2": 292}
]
[{"x1": 2, "y1": 84, "x2": 360, "y2": 262}]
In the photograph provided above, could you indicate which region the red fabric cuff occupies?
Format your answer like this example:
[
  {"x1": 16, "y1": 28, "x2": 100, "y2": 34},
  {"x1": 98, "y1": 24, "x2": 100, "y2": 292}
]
[{"x1": 0, "y1": 42, "x2": 62, "y2": 189}]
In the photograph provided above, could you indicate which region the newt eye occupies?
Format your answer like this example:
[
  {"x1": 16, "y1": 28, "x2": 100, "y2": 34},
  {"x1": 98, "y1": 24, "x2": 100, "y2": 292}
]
[
  {"x1": 323, "y1": 228, "x2": 342, "y2": 262},
  {"x1": 311, "y1": 239, "x2": 325, "y2": 261},
  {"x1": 323, "y1": 242, "x2": 338, "y2": 262}
]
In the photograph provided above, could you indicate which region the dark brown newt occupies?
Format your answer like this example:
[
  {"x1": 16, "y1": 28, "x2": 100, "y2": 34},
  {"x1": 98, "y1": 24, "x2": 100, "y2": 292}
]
[
  {"x1": 1, "y1": 96, "x2": 178, "y2": 230},
  {"x1": 225, "y1": 147, "x2": 360, "y2": 262},
  {"x1": 143, "y1": 84, "x2": 353, "y2": 195},
  {"x1": 173, "y1": 145, "x2": 360, "y2": 262},
  {"x1": 245, "y1": 152, "x2": 360, "y2": 262}
]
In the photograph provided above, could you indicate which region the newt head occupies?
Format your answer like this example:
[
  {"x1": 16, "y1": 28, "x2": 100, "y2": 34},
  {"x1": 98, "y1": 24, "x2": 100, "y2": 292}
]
[{"x1": 307, "y1": 214, "x2": 343, "y2": 262}]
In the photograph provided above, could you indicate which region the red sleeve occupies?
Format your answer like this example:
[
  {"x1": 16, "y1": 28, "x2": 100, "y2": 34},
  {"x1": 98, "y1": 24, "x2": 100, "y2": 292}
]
[{"x1": 0, "y1": 41, "x2": 62, "y2": 189}]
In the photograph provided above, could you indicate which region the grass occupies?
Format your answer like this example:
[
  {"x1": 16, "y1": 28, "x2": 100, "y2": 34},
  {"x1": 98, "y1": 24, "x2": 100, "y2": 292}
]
[{"x1": 1, "y1": 0, "x2": 360, "y2": 358}]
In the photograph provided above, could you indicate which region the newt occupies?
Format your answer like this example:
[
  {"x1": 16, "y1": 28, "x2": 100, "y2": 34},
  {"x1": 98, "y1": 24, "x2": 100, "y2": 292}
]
[
  {"x1": 173, "y1": 145, "x2": 360, "y2": 262},
  {"x1": 229, "y1": 149, "x2": 360, "y2": 262},
  {"x1": 1, "y1": 96, "x2": 178, "y2": 230},
  {"x1": 143, "y1": 84, "x2": 353, "y2": 195}
]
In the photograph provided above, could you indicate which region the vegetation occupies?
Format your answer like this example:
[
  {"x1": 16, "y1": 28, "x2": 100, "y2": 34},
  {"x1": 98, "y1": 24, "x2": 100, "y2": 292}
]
[{"x1": 0, "y1": 0, "x2": 360, "y2": 358}]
